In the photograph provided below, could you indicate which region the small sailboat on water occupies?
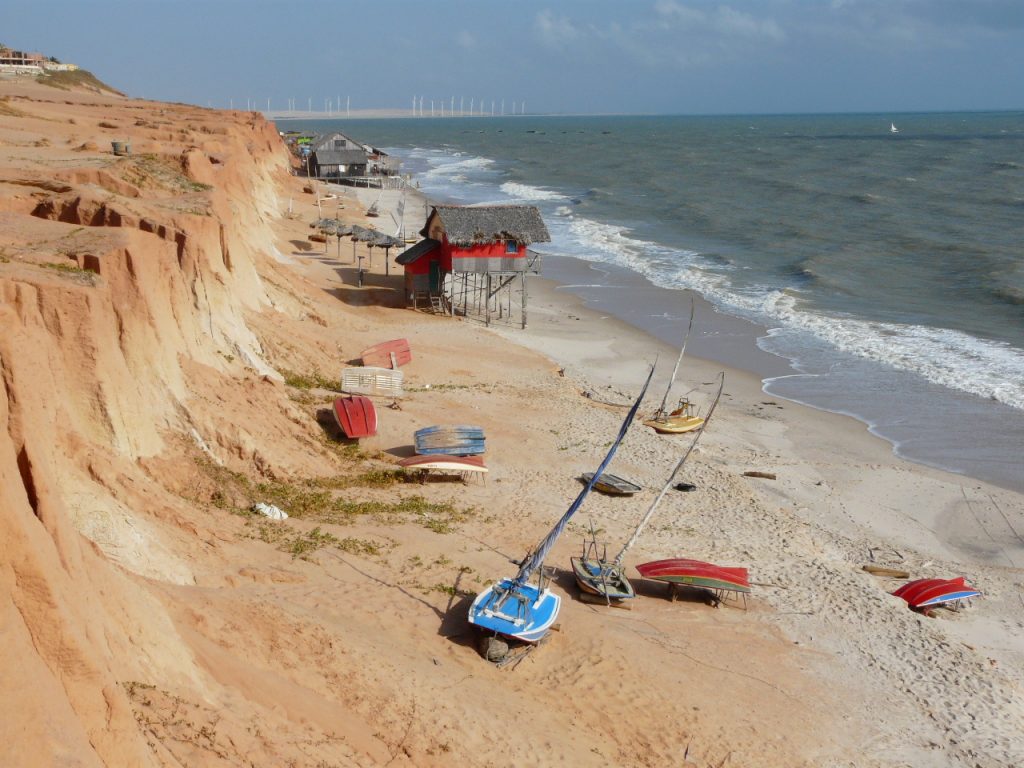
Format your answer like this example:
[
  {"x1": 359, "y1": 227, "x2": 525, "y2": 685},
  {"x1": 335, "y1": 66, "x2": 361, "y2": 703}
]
[
  {"x1": 890, "y1": 122, "x2": 900, "y2": 134},
  {"x1": 572, "y1": 373, "x2": 725, "y2": 602},
  {"x1": 468, "y1": 366, "x2": 654, "y2": 650},
  {"x1": 644, "y1": 300, "x2": 705, "y2": 434}
]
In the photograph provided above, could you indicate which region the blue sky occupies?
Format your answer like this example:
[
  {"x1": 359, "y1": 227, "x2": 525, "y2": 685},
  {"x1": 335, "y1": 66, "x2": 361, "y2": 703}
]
[{"x1": 3, "y1": 0, "x2": 1022, "y2": 114}]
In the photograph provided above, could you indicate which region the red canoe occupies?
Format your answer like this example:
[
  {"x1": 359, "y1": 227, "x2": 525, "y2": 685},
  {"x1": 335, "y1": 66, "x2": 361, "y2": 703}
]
[
  {"x1": 635, "y1": 558, "x2": 751, "y2": 593},
  {"x1": 892, "y1": 577, "x2": 981, "y2": 609},
  {"x1": 361, "y1": 338, "x2": 412, "y2": 369},
  {"x1": 333, "y1": 396, "x2": 378, "y2": 438}
]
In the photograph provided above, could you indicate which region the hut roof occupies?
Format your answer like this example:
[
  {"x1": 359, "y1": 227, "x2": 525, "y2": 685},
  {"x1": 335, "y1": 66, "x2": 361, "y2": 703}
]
[
  {"x1": 312, "y1": 149, "x2": 368, "y2": 166},
  {"x1": 397, "y1": 238, "x2": 441, "y2": 265},
  {"x1": 422, "y1": 205, "x2": 550, "y2": 246}
]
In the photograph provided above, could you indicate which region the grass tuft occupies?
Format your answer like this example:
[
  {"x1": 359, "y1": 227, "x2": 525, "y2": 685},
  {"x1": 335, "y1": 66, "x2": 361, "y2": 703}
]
[{"x1": 281, "y1": 368, "x2": 338, "y2": 391}]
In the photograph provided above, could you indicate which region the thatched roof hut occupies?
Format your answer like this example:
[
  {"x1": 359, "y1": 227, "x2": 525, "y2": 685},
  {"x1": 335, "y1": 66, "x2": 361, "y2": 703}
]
[{"x1": 420, "y1": 205, "x2": 551, "y2": 246}]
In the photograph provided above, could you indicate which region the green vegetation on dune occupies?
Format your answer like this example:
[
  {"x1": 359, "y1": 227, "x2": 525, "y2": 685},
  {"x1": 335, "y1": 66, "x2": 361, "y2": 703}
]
[{"x1": 36, "y1": 68, "x2": 123, "y2": 95}]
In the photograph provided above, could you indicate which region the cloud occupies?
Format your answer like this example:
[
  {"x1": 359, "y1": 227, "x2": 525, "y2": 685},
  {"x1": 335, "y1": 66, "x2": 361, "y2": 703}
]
[
  {"x1": 534, "y1": 9, "x2": 584, "y2": 47},
  {"x1": 655, "y1": 1, "x2": 785, "y2": 42},
  {"x1": 534, "y1": 3, "x2": 786, "y2": 70},
  {"x1": 457, "y1": 30, "x2": 478, "y2": 50}
]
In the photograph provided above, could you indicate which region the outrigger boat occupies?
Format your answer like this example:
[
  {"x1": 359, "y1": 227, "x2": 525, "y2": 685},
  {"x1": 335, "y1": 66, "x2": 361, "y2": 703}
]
[
  {"x1": 643, "y1": 300, "x2": 705, "y2": 434},
  {"x1": 468, "y1": 366, "x2": 654, "y2": 649},
  {"x1": 571, "y1": 373, "x2": 725, "y2": 603}
]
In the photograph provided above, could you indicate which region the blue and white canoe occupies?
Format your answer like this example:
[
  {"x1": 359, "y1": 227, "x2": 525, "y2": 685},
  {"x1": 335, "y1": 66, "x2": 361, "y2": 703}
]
[
  {"x1": 415, "y1": 424, "x2": 484, "y2": 437},
  {"x1": 414, "y1": 425, "x2": 486, "y2": 455},
  {"x1": 415, "y1": 443, "x2": 486, "y2": 456},
  {"x1": 468, "y1": 579, "x2": 561, "y2": 644}
]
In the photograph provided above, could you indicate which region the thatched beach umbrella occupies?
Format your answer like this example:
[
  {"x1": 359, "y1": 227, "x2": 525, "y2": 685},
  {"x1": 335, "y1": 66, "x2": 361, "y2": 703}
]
[{"x1": 368, "y1": 233, "x2": 403, "y2": 276}]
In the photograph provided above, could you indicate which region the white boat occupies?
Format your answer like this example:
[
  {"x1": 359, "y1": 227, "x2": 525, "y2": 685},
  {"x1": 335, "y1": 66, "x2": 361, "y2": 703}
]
[{"x1": 890, "y1": 122, "x2": 899, "y2": 134}]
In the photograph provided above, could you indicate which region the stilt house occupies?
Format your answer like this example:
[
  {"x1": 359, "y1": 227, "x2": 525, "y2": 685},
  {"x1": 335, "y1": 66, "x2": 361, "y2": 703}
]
[{"x1": 396, "y1": 205, "x2": 549, "y2": 328}]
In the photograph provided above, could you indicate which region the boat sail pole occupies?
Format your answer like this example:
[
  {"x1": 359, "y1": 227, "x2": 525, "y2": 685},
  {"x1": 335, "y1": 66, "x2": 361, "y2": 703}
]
[
  {"x1": 653, "y1": 299, "x2": 695, "y2": 421},
  {"x1": 613, "y1": 372, "x2": 724, "y2": 568},
  {"x1": 509, "y1": 365, "x2": 655, "y2": 589}
]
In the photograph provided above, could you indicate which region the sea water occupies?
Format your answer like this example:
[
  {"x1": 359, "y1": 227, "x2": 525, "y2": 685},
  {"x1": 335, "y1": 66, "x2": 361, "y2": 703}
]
[{"x1": 287, "y1": 114, "x2": 1024, "y2": 491}]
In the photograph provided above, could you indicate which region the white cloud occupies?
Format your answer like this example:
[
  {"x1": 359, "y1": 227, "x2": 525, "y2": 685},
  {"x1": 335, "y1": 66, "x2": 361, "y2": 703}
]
[
  {"x1": 535, "y1": 9, "x2": 583, "y2": 47},
  {"x1": 534, "y1": 3, "x2": 786, "y2": 70}
]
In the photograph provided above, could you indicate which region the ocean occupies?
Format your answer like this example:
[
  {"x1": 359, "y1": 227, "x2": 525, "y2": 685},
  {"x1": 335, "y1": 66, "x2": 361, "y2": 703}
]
[{"x1": 286, "y1": 113, "x2": 1024, "y2": 491}]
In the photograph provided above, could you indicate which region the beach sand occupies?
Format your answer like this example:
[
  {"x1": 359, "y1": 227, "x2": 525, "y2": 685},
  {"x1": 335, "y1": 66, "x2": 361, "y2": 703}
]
[{"x1": 1, "y1": 77, "x2": 1023, "y2": 767}]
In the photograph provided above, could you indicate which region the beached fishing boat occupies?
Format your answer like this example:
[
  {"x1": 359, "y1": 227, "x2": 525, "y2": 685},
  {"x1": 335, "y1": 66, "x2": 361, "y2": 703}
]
[
  {"x1": 644, "y1": 399, "x2": 704, "y2": 434},
  {"x1": 643, "y1": 300, "x2": 705, "y2": 434},
  {"x1": 414, "y1": 425, "x2": 485, "y2": 456},
  {"x1": 469, "y1": 367, "x2": 654, "y2": 648},
  {"x1": 332, "y1": 396, "x2": 377, "y2": 439},
  {"x1": 635, "y1": 558, "x2": 751, "y2": 594},
  {"x1": 892, "y1": 577, "x2": 981, "y2": 611},
  {"x1": 360, "y1": 338, "x2": 412, "y2": 369},
  {"x1": 572, "y1": 373, "x2": 724, "y2": 602},
  {"x1": 398, "y1": 454, "x2": 487, "y2": 472},
  {"x1": 580, "y1": 472, "x2": 641, "y2": 496}
]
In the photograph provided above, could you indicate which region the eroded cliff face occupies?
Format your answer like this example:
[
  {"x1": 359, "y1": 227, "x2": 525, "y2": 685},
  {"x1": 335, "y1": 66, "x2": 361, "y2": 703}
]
[{"x1": 0, "y1": 82, "x2": 348, "y2": 766}]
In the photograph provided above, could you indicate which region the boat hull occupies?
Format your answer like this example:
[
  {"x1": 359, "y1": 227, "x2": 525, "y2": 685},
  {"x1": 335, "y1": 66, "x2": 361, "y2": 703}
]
[
  {"x1": 397, "y1": 454, "x2": 488, "y2": 473},
  {"x1": 643, "y1": 415, "x2": 704, "y2": 434},
  {"x1": 570, "y1": 557, "x2": 636, "y2": 600},
  {"x1": 892, "y1": 577, "x2": 981, "y2": 609},
  {"x1": 580, "y1": 472, "x2": 641, "y2": 496},
  {"x1": 332, "y1": 396, "x2": 378, "y2": 438},
  {"x1": 468, "y1": 579, "x2": 560, "y2": 644},
  {"x1": 414, "y1": 425, "x2": 486, "y2": 455},
  {"x1": 361, "y1": 338, "x2": 412, "y2": 369},
  {"x1": 636, "y1": 558, "x2": 750, "y2": 593}
]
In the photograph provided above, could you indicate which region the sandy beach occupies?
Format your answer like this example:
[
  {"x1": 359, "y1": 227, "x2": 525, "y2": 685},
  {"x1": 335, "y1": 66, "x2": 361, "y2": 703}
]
[{"x1": 1, "y1": 76, "x2": 1023, "y2": 768}]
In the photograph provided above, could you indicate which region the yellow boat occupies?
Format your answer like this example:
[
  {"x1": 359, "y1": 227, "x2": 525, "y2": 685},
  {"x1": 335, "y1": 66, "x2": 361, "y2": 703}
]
[{"x1": 643, "y1": 399, "x2": 704, "y2": 434}]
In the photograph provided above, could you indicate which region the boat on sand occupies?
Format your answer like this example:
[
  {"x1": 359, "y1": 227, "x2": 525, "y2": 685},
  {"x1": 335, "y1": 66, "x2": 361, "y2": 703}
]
[
  {"x1": 332, "y1": 396, "x2": 378, "y2": 439},
  {"x1": 580, "y1": 472, "x2": 641, "y2": 496},
  {"x1": 468, "y1": 366, "x2": 654, "y2": 652},
  {"x1": 572, "y1": 373, "x2": 724, "y2": 603}
]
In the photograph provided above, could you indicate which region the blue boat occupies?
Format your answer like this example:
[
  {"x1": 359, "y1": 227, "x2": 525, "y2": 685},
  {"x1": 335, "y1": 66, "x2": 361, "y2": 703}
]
[
  {"x1": 415, "y1": 443, "x2": 486, "y2": 456},
  {"x1": 469, "y1": 579, "x2": 561, "y2": 644},
  {"x1": 467, "y1": 365, "x2": 653, "y2": 647},
  {"x1": 415, "y1": 425, "x2": 486, "y2": 456}
]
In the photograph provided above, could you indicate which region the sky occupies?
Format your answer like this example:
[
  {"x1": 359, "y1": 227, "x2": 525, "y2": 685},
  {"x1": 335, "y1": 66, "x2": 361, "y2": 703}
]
[{"x1": 3, "y1": 0, "x2": 1023, "y2": 115}]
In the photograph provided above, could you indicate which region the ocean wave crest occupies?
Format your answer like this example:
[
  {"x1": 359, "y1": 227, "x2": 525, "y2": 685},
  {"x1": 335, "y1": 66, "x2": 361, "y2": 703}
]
[
  {"x1": 557, "y1": 214, "x2": 1024, "y2": 410},
  {"x1": 499, "y1": 182, "x2": 567, "y2": 202}
]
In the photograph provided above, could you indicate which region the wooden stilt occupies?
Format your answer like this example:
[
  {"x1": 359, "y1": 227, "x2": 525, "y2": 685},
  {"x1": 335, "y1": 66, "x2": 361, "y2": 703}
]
[{"x1": 522, "y1": 272, "x2": 527, "y2": 328}]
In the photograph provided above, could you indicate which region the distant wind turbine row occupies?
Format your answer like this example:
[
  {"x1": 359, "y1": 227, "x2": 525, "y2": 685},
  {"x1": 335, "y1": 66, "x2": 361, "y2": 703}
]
[
  {"x1": 224, "y1": 96, "x2": 527, "y2": 118},
  {"x1": 410, "y1": 96, "x2": 527, "y2": 117}
]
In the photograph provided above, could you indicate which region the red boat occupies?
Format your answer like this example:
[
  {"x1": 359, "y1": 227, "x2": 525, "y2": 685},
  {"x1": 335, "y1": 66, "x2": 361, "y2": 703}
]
[
  {"x1": 892, "y1": 577, "x2": 981, "y2": 609},
  {"x1": 360, "y1": 338, "x2": 412, "y2": 369},
  {"x1": 635, "y1": 558, "x2": 750, "y2": 593},
  {"x1": 332, "y1": 396, "x2": 377, "y2": 439}
]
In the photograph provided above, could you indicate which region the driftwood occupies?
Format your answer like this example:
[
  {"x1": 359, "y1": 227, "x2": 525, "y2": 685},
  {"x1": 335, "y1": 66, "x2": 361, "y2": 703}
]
[
  {"x1": 862, "y1": 564, "x2": 910, "y2": 579},
  {"x1": 742, "y1": 471, "x2": 776, "y2": 480}
]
